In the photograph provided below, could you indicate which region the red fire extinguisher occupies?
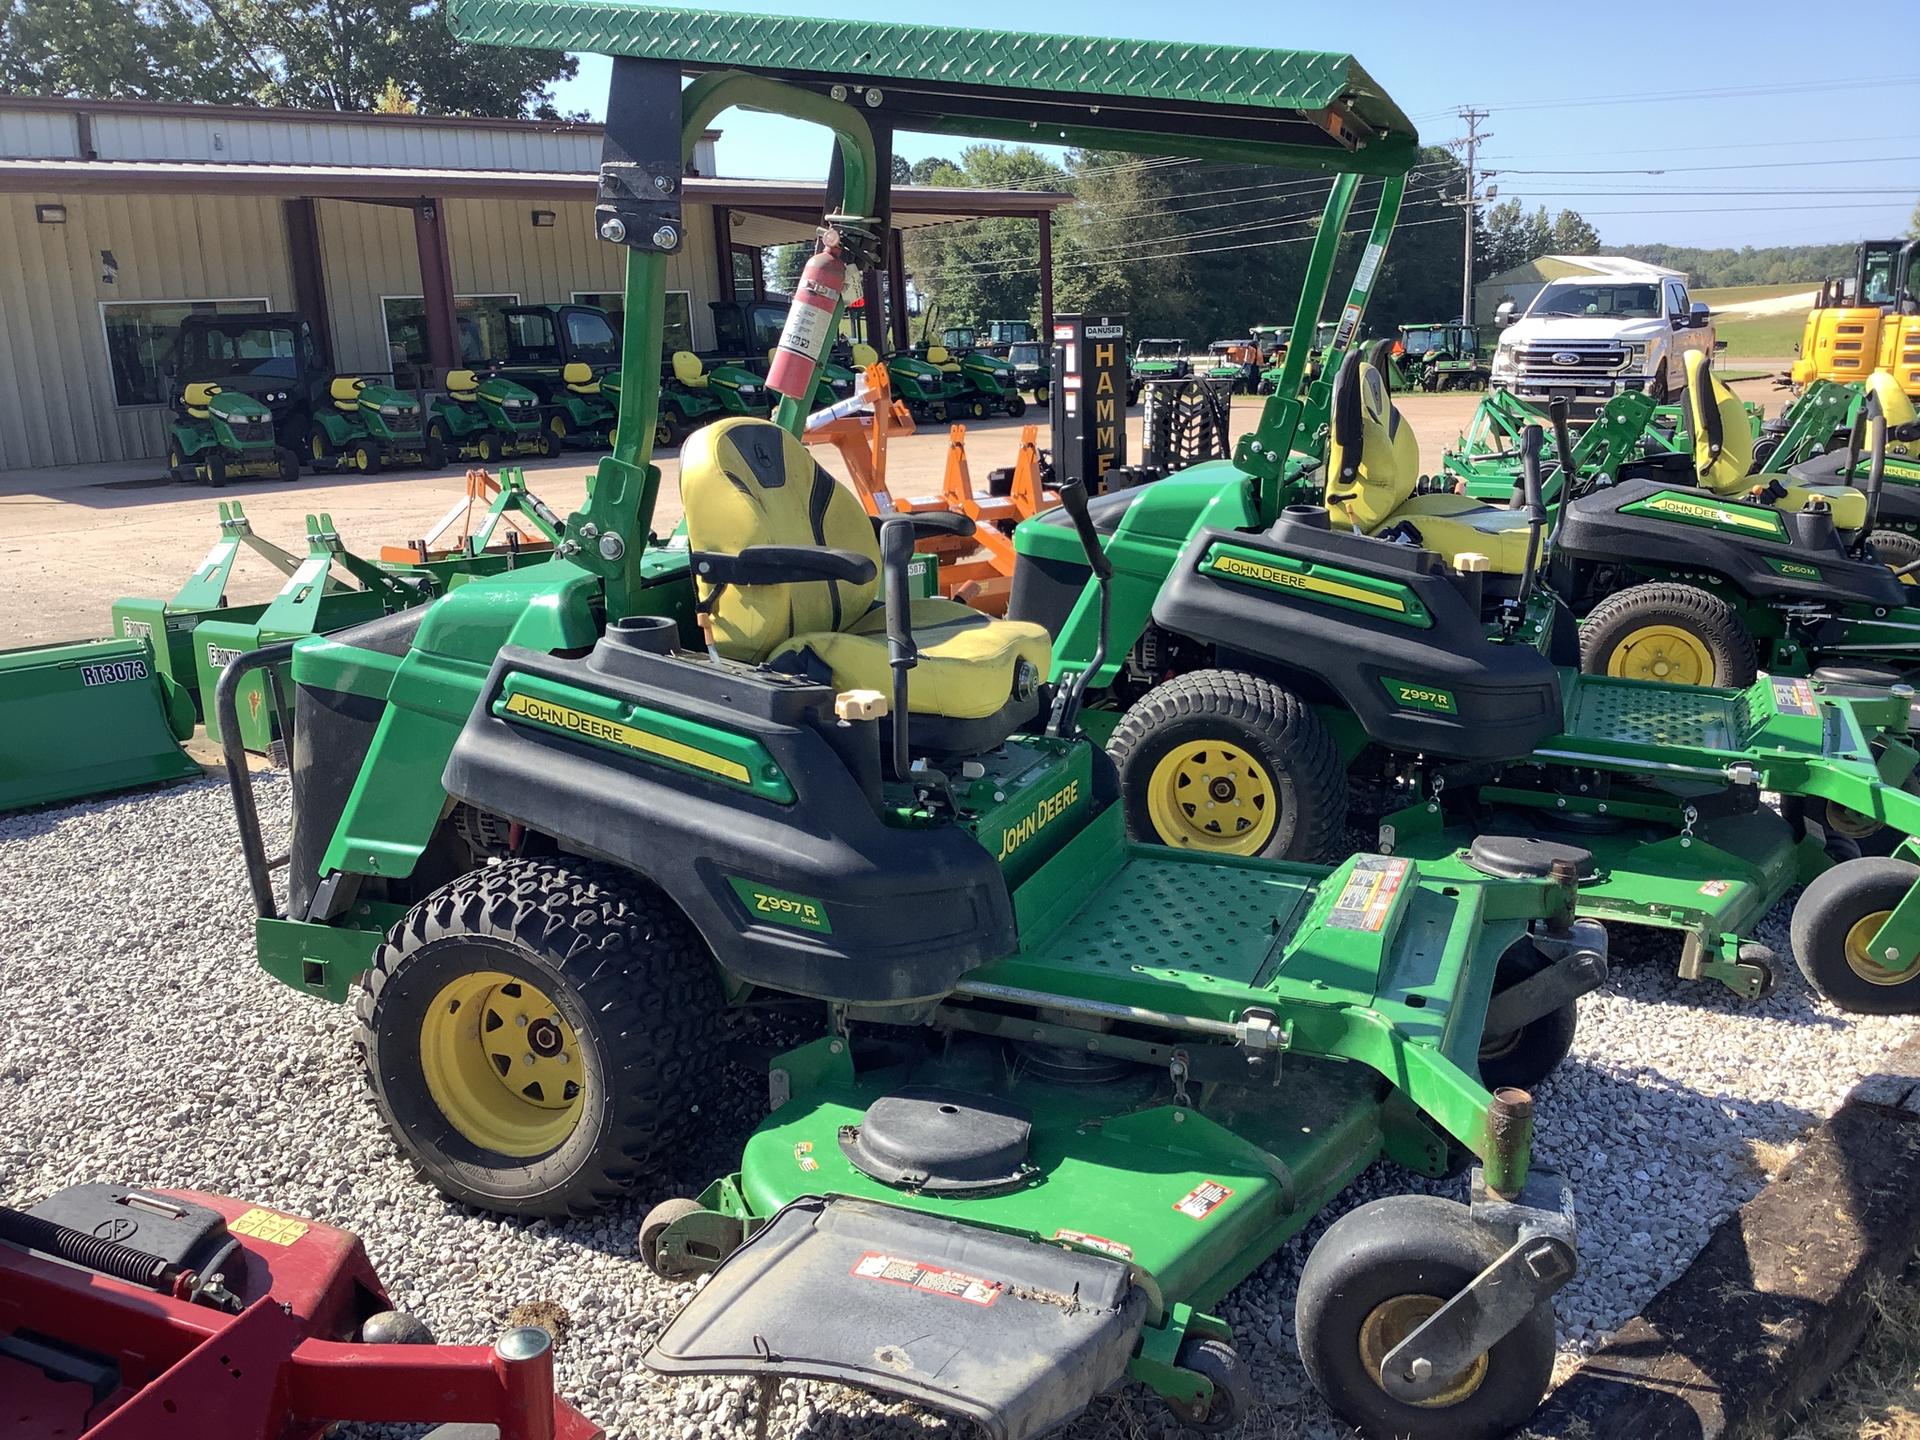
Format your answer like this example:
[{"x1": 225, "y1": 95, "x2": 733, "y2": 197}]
[{"x1": 765, "y1": 227, "x2": 847, "y2": 407}]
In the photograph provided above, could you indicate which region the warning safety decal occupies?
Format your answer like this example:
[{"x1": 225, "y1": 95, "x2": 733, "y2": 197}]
[
  {"x1": 1771, "y1": 678, "x2": 1817, "y2": 717},
  {"x1": 230, "y1": 1207, "x2": 309, "y2": 1246},
  {"x1": 1327, "y1": 855, "x2": 1409, "y2": 932},
  {"x1": 1173, "y1": 1181, "x2": 1234, "y2": 1220},
  {"x1": 851, "y1": 1252, "x2": 1003, "y2": 1306},
  {"x1": 1054, "y1": 1228, "x2": 1134, "y2": 1259}
]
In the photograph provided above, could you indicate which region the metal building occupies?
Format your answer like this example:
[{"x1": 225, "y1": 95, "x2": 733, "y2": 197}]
[{"x1": 0, "y1": 96, "x2": 1069, "y2": 472}]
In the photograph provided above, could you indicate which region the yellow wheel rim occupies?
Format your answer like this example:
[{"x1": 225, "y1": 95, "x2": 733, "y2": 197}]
[
  {"x1": 1604, "y1": 624, "x2": 1716, "y2": 685},
  {"x1": 311, "y1": 434, "x2": 325, "y2": 460},
  {"x1": 1826, "y1": 800, "x2": 1886, "y2": 842},
  {"x1": 1358, "y1": 1295, "x2": 1489, "y2": 1408},
  {"x1": 1144, "y1": 740, "x2": 1277, "y2": 855},
  {"x1": 1843, "y1": 911, "x2": 1916, "y2": 987},
  {"x1": 550, "y1": 415, "x2": 566, "y2": 437},
  {"x1": 420, "y1": 970, "x2": 585, "y2": 1157}
]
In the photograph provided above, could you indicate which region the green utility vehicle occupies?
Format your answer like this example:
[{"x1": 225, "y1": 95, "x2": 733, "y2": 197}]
[
  {"x1": 496, "y1": 302, "x2": 622, "y2": 448},
  {"x1": 171, "y1": 312, "x2": 329, "y2": 460},
  {"x1": 427, "y1": 368, "x2": 557, "y2": 464},
  {"x1": 1011, "y1": 228, "x2": 1920, "y2": 1016},
  {"x1": 166, "y1": 381, "x2": 301, "y2": 485},
  {"x1": 1006, "y1": 338, "x2": 1052, "y2": 403},
  {"x1": 308, "y1": 375, "x2": 437, "y2": 474},
  {"x1": 223, "y1": 17, "x2": 1606, "y2": 1438},
  {"x1": 1127, "y1": 337, "x2": 1190, "y2": 403}
]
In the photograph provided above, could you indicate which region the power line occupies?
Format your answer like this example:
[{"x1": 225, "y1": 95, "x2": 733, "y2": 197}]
[
  {"x1": 1495, "y1": 154, "x2": 1920, "y2": 176},
  {"x1": 1411, "y1": 71, "x2": 1920, "y2": 120}
]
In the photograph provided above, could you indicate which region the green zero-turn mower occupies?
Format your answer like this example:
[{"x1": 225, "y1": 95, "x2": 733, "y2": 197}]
[
  {"x1": 308, "y1": 376, "x2": 438, "y2": 474},
  {"x1": 1011, "y1": 240, "x2": 1920, "y2": 1017},
  {"x1": 221, "y1": 14, "x2": 1612, "y2": 1437},
  {"x1": 166, "y1": 382, "x2": 301, "y2": 485},
  {"x1": 427, "y1": 368, "x2": 558, "y2": 465}
]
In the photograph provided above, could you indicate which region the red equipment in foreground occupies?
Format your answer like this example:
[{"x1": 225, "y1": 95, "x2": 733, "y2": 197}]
[{"x1": 1, "y1": 1183, "x2": 601, "y2": 1440}]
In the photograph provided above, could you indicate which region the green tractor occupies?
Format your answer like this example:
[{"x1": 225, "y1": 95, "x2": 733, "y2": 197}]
[
  {"x1": 1394, "y1": 322, "x2": 1489, "y2": 392},
  {"x1": 1127, "y1": 337, "x2": 1190, "y2": 404},
  {"x1": 222, "y1": 15, "x2": 1609, "y2": 1438},
  {"x1": 427, "y1": 368, "x2": 558, "y2": 465},
  {"x1": 308, "y1": 376, "x2": 439, "y2": 474},
  {"x1": 166, "y1": 382, "x2": 301, "y2": 485}
]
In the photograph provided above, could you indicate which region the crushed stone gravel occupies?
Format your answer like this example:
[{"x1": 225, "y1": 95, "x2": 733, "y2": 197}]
[{"x1": 2, "y1": 775, "x2": 1914, "y2": 1439}]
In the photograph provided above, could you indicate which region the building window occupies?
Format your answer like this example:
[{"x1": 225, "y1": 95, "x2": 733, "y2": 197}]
[
  {"x1": 731, "y1": 248, "x2": 760, "y2": 300},
  {"x1": 381, "y1": 293, "x2": 519, "y2": 385},
  {"x1": 100, "y1": 298, "x2": 269, "y2": 408},
  {"x1": 573, "y1": 290, "x2": 692, "y2": 355}
]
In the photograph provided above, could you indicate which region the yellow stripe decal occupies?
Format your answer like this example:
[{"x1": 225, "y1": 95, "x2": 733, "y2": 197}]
[
  {"x1": 502, "y1": 691, "x2": 751, "y2": 784},
  {"x1": 1210, "y1": 551, "x2": 1407, "y2": 612}
]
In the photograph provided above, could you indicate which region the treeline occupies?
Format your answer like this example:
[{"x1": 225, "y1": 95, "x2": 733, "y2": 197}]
[{"x1": 1609, "y1": 243, "x2": 1859, "y2": 289}]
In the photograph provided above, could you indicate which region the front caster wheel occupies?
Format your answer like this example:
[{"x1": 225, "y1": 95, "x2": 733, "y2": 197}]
[
  {"x1": 1163, "y1": 1336, "x2": 1250, "y2": 1433},
  {"x1": 355, "y1": 857, "x2": 728, "y2": 1216},
  {"x1": 1791, "y1": 856, "x2": 1920, "y2": 1013},
  {"x1": 638, "y1": 1197, "x2": 707, "y2": 1279},
  {"x1": 1297, "y1": 1195, "x2": 1555, "y2": 1440},
  {"x1": 1477, "y1": 945, "x2": 1578, "y2": 1091}
]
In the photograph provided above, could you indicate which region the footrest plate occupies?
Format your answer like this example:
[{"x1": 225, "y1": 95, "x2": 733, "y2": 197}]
[{"x1": 646, "y1": 1195, "x2": 1147, "y2": 1440}]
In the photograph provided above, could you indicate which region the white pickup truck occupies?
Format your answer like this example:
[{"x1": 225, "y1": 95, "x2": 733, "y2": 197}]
[{"x1": 1489, "y1": 273, "x2": 1715, "y2": 409}]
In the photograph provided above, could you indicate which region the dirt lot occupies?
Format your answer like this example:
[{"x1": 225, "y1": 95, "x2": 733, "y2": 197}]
[{"x1": 1, "y1": 376, "x2": 1783, "y2": 645}]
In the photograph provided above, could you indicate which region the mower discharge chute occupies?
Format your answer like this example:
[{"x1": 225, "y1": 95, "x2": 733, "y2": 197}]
[{"x1": 223, "y1": 15, "x2": 1601, "y2": 1437}]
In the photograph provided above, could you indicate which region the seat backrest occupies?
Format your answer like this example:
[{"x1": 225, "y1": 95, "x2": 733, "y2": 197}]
[
  {"x1": 681, "y1": 417, "x2": 881, "y2": 662},
  {"x1": 562, "y1": 361, "x2": 594, "y2": 388},
  {"x1": 850, "y1": 342, "x2": 880, "y2": 367},
  {"x1": 182, "y1": 382, "x2": 220, "y2": 414},
  {"x1": 672, "y1": 351, "x2": 708, "y2": 386},
  {"x1": 445, "y1": 369, "x2": 479, "y2": 396},
  {"x1": 1684, "y1": 350, "x2": 1755, "y2": 494},
  {"x1": 1870, "y1": 368, "x2": 1919, "y2": 429},
  {"x1": 1324, "y1": 351, "x2": 1420, "y2": 531},
  {"x1": 330, "y1": 376, "x2": 364, "y2": 411}
]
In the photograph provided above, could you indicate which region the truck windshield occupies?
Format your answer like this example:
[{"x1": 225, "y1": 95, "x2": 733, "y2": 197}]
[
  {"x1": 182, "y1": 324, "x2": 300, "y2": 380},
  {"x1": 1008, "y1": 342, "x2": 1043, "y2": 365},
  {"x1": 1401, "y1": 330, "x2": 1443, "y2": 354},
  {"x1": 1137, "y1": 340, "x2": 1183, "y2": 358},
  {"x1": 1529, "y1": 283, "x2": 1661, "y2": 319}
]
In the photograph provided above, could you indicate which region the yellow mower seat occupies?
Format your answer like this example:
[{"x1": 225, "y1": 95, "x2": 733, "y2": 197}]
[
  {"x1": 850, "y1": 342, "x2": 881, "y2": 367},
  {"x1": 1324, "y1": 353, "x2": 1538, "y2": 575},
  {"x1": 925, "y1": 344, "x2": 963, "y2": 374},
  {"x1": 330, "y1": 376, "x2": 365, "y2": 412},
  {"x1": 445, "y1": 369, "x2": 481, "y2": 400},
  {"x1": 672, "y1": 351, "x2": 710, "y2": 389},
  {"x1": 1765, "y1": 478, "x2": 1867, "y2": 531},
  {"x1": 682, "y1": 417, "x2": 1051, "y2": 721},
  {"x1": 563, "y1": 361, "x2": 600, "y2": 396},
  {"x1": 182, "y1": 382, "x2": 220, "y2": 419},
  {"x1": 1685, "y1": 350, "x2": 1757, "y2": 496}
]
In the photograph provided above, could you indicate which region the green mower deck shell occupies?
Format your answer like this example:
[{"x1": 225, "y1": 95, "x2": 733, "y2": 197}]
[{"x1": 0, "y1": 636, "x2": 198, "y2": 812}]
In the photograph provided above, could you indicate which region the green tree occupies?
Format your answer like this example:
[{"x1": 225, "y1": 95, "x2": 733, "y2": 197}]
[
  {"x1": 1550, "y1": 209, "x2": 1601, "y2": 255},
  {"x1": 1478, "y1": 199, "x2": 1555, "y2": 278},
  {"x1": 0, "y1": 0, "x2": 575, "y2": 116},
  {"x1": 1909, "y1": 196, "x2": 1919, "y2": 240}
]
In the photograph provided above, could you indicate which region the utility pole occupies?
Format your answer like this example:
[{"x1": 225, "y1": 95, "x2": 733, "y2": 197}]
[{"x1": 1450, "y1": 107, "x2": 1491, "y2": 325}]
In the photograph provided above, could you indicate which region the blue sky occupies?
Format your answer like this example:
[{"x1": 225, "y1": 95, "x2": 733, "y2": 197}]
[{"x1": 549, "y1": 0, "x2": 1918, "y2": 250}]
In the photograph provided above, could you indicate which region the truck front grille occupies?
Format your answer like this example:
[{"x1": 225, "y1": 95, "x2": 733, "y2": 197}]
[{"x1": 1514, "y1": 343, "x2": 1629, "y2": 378}]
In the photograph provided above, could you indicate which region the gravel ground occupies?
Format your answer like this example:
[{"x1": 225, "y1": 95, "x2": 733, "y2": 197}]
[{"x1": 3, "y1": 775, "x2": 1916, "y2": 1439}]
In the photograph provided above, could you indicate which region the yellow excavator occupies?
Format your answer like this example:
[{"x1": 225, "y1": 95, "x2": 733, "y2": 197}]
[{"x1": 1792, "y1": 238, "x2": 1920, "y2": 398}]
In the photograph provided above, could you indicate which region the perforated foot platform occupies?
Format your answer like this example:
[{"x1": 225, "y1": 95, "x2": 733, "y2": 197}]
[{"x1": 646, "y1": 1196, "x2": 1147, "y2": 1440}]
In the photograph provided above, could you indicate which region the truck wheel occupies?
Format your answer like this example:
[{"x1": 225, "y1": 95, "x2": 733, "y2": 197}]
[
  {"x1": 1110, "y1": 670, "x2": 1347, "y2": 862},
  {"x1": 1791, "y1": 857, "x2": 1920, "y2": 1014},
  {"x1": 1297, "y1": 1195, "x2": 1556, "y2": 1440},
  {"x1": 1578, "y1": 583, "x2": 1758, "y2": 688},
  {"x1": 1872, "y1": 529, "x2": 1920, "y2": 584},
  {"x1": 1477, "y1": 944, "x2": 1578, "y2": 1091},
  {"x1": 355, "y1": 857, "x2": 728, "y2": 1216}
]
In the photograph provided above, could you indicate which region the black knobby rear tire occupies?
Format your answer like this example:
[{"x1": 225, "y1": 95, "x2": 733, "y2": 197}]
[
  {"x1": 1790, "y1": 856, "x2": 1920, "y2": 1014},
  {"x1": 1005, "y1": 394, "x2": 1027, "y2": 419},
  {"x1": 1478, "y1": 943, "x2": 1579, "y2": 1091},
  {"x1": 355, "y1": 857, "x2": 728, "y2": 1216},
  {"x1": 1296, "y1": 1194, "x2": 1556, "y2": 1440},
  {"x1": 1109, "y1": 669, "x2": 1348, "y2": 863},
  {"x1": 1578, "y1": 582, "x2": 1759, "y2": 688},
  {"x1": 1871, "y1": 528, "x2": 1920, "y2": 584}
]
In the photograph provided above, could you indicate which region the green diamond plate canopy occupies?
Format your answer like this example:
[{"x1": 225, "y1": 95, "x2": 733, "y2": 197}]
[{"x1": 447, "y1": 0, "x2": 1418, "y2": 174}]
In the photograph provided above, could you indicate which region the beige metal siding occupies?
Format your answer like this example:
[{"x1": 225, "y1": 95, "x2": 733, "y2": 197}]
[
  {"x1": 0, "y1": 192, "x2": 291, "y2": 470},
  {"x1": 79, "y1": 111, "x2": 599, "y2": 172},
  {"x1": 313, "y1": 199, "x2": 420, "y2": 375},
  {"x1": 0, "y1": 108, "x2": 77, "y2": 159}
]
